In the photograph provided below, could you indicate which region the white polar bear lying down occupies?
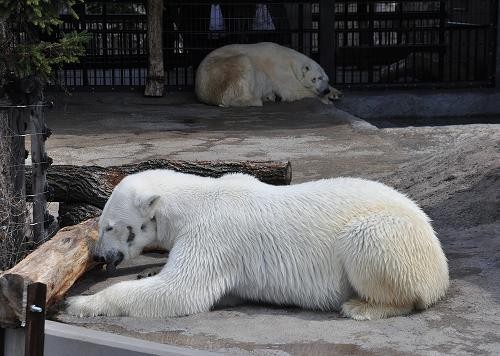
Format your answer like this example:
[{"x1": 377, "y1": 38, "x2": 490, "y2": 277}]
[
  {"x1": 66, "y1": 170, "x2": 449, "y2": 320},
  {"x1": 195, "y1": 42, "x2": 343, "y2": 107}
]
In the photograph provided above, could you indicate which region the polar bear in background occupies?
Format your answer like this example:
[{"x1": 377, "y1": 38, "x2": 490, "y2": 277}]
[
  {"x1": 66, "y1": 170, "x2": 449, "y2": 320},
  {"x1": 195, "y1": 42, "x2": 343, "y2": 107}
]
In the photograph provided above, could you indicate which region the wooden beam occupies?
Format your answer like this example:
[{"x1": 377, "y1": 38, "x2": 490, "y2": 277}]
[{"x1": 144, "y1": 0, "x2": 165, "y2": 97}]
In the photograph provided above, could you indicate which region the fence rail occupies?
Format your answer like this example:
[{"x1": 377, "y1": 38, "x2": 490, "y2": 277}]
[{"x1": 53, "y1": 0, "x2": 498, "y2": 90}]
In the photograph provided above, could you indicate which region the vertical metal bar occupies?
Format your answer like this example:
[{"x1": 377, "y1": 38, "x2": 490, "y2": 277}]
[
  {"x1": 438, "y1": 0, "x2": 445, "y2": 82},
  {"x1": 79, "y1": 3, "x2": 89, "y2": 87},
  {"x1": 298, "y1": 3, "x2": 304, "y2": 53},
  {"x1": 24, "y1": 283, "x2": 47, "y2": 356},
  {"x1": 0, "y1": 327, "x2": 5, "y2": 356},
  {"x1": 474, "y1": 24, "x2": 479, "y2": 81},
  {"x1": 489, "y1": 0, "x2": 498, "y2": 86},
  {"x1": 319, "y1": 0, "x2": 336, "y2": 79},
  {"x1": 457, "y1": 27, "x2": 462, "y2": 81},
  {"x1": 449, "y1": 28, "x2": 453, "y2": 82},
  {"x1": 368, "y1": 1, "x2": 374, "y2": 84},
  {"x1": 103, "y1": 2, "x2": 109, "y2": 85},
  {"x1": 465, "y1": 29, "x2": 470, "y2": 81},
  {"x1": 404, "y1": 4, "x2": 410, "y2": 84},
  {"x1": 483, "y1": 26, "x2": 489, "y2": 82},
  {"x1": 129, "y1": 17, "x2": 133, "y2": 85},
  {"x1": 343, "y1": 1, "x2": 347, "y2": 84}
]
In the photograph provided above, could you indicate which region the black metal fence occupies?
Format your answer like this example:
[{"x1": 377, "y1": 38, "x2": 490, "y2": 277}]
[
  {"x1": 54, "y1": 0, "x2": 498, "y2": 90},
  {"x1": 56, "y1": 0, "x2": 148, "y2": 88},
  {"x1": 334, "y1": 0, "x2": 498, "y2": 87}
]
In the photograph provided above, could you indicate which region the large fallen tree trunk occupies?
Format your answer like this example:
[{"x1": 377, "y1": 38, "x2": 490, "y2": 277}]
[
  {"x1": 0, "y1": 218, "x2": 99, "y2": 327},
  {"x1": 26, "y1": 159, "x2": 292, "y2": 208},
  {"x1": 27, "y1": 159, "x2": 292, "y2": 227}
]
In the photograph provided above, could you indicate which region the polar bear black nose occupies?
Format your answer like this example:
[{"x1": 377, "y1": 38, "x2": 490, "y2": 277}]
[
  {"x1": 93, "y1": 255, "x2": 106, "y2": 263},
  {"x1": 114, "y1": 251, "x2": 124, "y2": 266},
  {"x1": 321, "y1": 88, "x2": 331, "y2": 96}
]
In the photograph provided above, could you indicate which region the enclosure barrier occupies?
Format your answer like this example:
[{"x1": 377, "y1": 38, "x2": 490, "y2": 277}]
[
  {"x1": 53, "y1": 0, "x2": 498, "y2": 90},
  {"x1": 0, "y1": 103, "x2": 53, "y2": 272}
]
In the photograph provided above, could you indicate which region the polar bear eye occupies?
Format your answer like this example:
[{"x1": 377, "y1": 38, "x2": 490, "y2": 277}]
[
  {"x1": 105, "y1": 226, "x2": 113, "y2": 232},
  {"x1": 140, "y1": 223, "x2": 146, "y2": 231},
  {"x1": 127, "y1": 226, "x2": 135, "y2": 243},
  {"x1": 312, "y1": 78, "x2": 317, "y2": 83}
]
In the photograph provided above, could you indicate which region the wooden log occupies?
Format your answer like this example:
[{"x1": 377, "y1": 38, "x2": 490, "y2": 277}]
[
  {"x1": 0, "y1": 218, "x2": 99, "y2": 327},
  {"x1": 26, "y1": 159, "x2": 292, "y2": 209},
  {"x1": 58, "y1": 203, "x2": 102, "y2": 228},
  {"x1": 144, "y1": 0, "x2": 165, "y2": 97}
]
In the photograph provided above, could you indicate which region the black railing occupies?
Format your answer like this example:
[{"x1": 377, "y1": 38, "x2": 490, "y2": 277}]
[
  {"x1": 56, "y1": 0, "x2": 148, "y2": 89},
  {"x1": 333, "y1": 0, "x2": 498, "y2": 88},
  {"x1": 54, "y1": 0, "x2": 498, "y2": 90}
]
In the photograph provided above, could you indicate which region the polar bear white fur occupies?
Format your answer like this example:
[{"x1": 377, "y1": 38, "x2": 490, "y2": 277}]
[
  {"x1": 195, "y1": 42, "x2": 342, "y2": 107},
  {"x1": 66, "y1": 170, "x2": 449, "y2": 320}
]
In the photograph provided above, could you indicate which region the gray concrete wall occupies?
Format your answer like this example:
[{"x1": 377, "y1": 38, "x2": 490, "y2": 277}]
[
  {"x1": 44, "y1": 321, "x2": 218, "y2": 356},
  {"x1": 2, "y1": 322, "x2": 219, "y2": 356},
  {"x1": 338, "y1": 88, "x2": 500, "y2": 119}
]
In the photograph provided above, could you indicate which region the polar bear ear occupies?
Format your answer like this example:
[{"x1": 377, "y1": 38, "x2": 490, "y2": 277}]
[
  {"x1": 135, "y1": 194, "x2": 161, "y2": 217},
  {"x1": 301, "y1": 65, "x2": 311, "y2": 78},
  {"x1": 291, "y1": 62, "x2": 309, "y2": 80}
]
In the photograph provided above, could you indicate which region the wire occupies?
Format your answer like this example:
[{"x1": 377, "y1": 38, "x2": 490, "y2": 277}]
[
  {"x1": 7, "y1": 162, "x2": 52, "y2": 168},
  {"x1": 25, "y1": 191, "x2": 51, "y2": 198},
  {"x1": 0, "y1": 104, "x2": 52, "y2": 108},
  {"x1": 1, "y1": 132, "x2": 49, "y2": 138}
]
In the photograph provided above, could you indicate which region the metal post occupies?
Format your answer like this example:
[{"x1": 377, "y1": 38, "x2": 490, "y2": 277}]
[
  {"x1": 319, "y1": 0, "x2": 336, "y2": 80},
  {"x1": 0, "y1": 327, "x2": 5, "y2": 356},
  {"x1": 30, "y1": 102, "x2": 49, "y2": 244},
  {"x1": 24, "y1": 282, "x2": 47, "y2": 356}
]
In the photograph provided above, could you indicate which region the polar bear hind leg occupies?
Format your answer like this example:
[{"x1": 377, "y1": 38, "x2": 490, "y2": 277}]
[
  {"x1": 214, "y1": 55, "x2": 263, "y2": 107},
  {"x1": 337, "y1": 213, "x2": 448, "y2": 320}
]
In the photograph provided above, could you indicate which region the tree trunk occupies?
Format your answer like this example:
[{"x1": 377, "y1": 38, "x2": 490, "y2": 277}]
[
  {"x1": 144, "y1": 0, "x2": 165, "y2": 97},
  {"x1": 27, "y1": 159, "x2": 292, "y2": 209},
  {"x1": 58, "y1": 203, "x2": 103, "y2": 228},
  {"x1": 0, "y1": 218, "x2": 99, "y2": 327}
]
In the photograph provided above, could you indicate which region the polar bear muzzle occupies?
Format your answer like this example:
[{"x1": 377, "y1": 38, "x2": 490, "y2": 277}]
[{"x1": 93, "y1": 250, "x2": 124, "y2": 273}]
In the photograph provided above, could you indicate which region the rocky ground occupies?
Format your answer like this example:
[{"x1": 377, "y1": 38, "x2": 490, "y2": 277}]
[{"x1": 45, "y1": 92, "x2": 499, "y2": 355}]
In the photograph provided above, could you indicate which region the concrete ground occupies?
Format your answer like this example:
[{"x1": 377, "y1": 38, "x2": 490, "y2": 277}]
[{"x1": 45, "y1": 91, "x2": 500, "y2": 355}]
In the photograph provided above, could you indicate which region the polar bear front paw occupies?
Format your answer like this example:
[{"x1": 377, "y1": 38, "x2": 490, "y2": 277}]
[
  {"x1": 341, "y1": 298, "x2": 413, "y2": 320},
  {"x1": 65, "y1": 294, "x2": 122, "y2": 317},
  {"x1": 321, "y1": 86, "x2": 343, "y2": 104}
]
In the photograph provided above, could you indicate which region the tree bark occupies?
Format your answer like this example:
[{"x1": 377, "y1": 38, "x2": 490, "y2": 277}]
[
  {"x1": 144, "y1": 0, "x2": 165, "y2": 97},
  {"x1": 58, "y1": 203, "x2": 103, "y2": 228},
  {"x1": 0, "y1": 218, "x2": 99, "y2": 327},
  {"x1": 26, "y1": 159, "x2": 292, "y2": 209}
]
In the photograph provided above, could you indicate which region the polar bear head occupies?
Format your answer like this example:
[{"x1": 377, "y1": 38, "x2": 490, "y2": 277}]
[
  {"x1": 294, "y1": 61, "x2": 331, "y2": 96},
  {"x1": 93, "y1": 179, "x2": 161, "y2": 271}
]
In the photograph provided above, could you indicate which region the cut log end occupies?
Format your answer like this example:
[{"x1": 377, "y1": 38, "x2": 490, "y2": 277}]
[{"x1": 0, "y1": 218, "x2": 99, "y2": 327}]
